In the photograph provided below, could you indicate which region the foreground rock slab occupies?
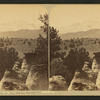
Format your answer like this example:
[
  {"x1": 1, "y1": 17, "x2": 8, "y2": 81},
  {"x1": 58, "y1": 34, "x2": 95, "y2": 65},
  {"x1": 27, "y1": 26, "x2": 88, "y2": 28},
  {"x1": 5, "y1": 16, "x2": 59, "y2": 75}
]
[
  {"x1": 0, "y1": 70, "x2": 28, "y2": 90},
  {"x1": 68, "y1": 70, "x2": 98, "y2": 91}
]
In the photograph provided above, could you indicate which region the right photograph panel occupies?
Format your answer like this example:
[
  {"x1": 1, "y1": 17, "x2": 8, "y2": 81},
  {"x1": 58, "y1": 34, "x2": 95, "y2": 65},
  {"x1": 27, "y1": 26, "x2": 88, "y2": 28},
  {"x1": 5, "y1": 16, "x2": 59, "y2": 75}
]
[{"x1": 49, "y1": 5, "x2": 100, "y2": 91}]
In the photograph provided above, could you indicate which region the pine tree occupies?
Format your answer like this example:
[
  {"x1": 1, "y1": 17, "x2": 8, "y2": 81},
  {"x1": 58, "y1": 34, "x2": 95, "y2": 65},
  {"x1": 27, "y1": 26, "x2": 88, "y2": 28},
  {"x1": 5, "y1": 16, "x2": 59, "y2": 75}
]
[
  {"x1": 35, "y1": 14, "x2": 66, "y2": 64},
  {"x1": 64, "y1": 48, "x2": 91, "y2": 73},
  {"x1": 34, "y1": 14, "x2": 48, "y2": 64}
]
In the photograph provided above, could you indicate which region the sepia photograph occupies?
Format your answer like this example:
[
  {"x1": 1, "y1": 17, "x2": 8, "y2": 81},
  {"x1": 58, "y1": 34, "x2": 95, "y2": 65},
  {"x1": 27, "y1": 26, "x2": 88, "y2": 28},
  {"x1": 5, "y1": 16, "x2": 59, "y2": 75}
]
[
  {"x1": 0, "y1": 4, "x2": 100, "y2": 95},
  {"x1": 49, "y1": 4, "x2": 100, "y2": 92},
  {"x1": 0, "y1": 5, "x2": 48, "y2": 91}
]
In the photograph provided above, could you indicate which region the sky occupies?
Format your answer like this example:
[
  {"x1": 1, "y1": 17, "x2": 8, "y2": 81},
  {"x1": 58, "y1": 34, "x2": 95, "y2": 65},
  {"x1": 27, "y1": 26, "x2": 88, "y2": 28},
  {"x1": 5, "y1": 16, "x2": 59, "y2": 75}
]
[
  {"x1": 0, "y1": 4, "x2": 47, "y2": 32},
  {"x1": 49, "y1": 4, "x2": 100, "y2": 34},
  {"x1": 0, "y1": 4, "x2": 100, "y2": 34}
]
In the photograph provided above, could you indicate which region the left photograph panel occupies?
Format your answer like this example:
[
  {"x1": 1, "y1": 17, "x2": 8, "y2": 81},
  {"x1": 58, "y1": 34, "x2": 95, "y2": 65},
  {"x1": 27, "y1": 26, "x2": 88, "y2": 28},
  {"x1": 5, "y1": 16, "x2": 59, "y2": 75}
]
[{"x1": 0, "y1": 4, "x2": 48, "y2": 90}]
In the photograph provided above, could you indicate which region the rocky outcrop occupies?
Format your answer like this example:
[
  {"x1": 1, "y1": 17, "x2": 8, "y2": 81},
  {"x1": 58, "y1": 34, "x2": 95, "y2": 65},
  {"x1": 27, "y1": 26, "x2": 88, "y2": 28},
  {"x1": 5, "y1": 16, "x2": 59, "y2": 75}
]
[
  {"x1": 92, "y1": 52, "x2": 100, "y2": 74},
  {"x1": 12, "y1": 59, "x2": 29, "y2": 83},
  {"x1": 68, "y1": 70, "x2": 98, "y2": 91},
  {"x1": 82, "y1": 62, "x2": 97, "y2": 84},
  {"x1": 13, "y1": 58, "x2": 30, "y2": 83},
  {"x1": 21, "y1": 58, "x2": 30, "y2": 76},
  {"x1": 26, "y1": 64, "x2": 48, "y2": 90},
  {"x1": 12, "y1": 61, "x2": 21, "y2": 73},
  {"x1": 0, "y1": 70, "x2": 28, "y2": 90},
  {"x1": 0, "y1": 53, "x2": 48, "y2": 90},
  {"x1": 68, "y1": 55, "x2": 100, "y2": 91},
  {"x1": 49, "y1": 75, "x2": 67, "y2": 91},
  {"x1": 96, "y1": 70, "x2": 100, "y2": 89},
  {"x1": 0, "y1": 59, "x2": 29, "y2": 90},
  {"x1": 91, "y1": 52, "x2": 100, "y2": 89}
]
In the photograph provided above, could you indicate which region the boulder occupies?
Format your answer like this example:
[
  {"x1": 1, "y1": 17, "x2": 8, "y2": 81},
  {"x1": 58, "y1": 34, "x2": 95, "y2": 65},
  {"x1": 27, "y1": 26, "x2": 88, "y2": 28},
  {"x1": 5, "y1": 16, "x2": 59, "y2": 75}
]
[
  {"x1": 49, "y1": 75, "x2": 67, "y2": 91},
  {"x1": 68, "y1": 70, "x2": 98, "y2": 91},
  {"x1": 26, "y1": 64, "x2": 48, "y2": 90},
  {"x1": 0, "y1": 70, "x2": 28, "y2": 90}
]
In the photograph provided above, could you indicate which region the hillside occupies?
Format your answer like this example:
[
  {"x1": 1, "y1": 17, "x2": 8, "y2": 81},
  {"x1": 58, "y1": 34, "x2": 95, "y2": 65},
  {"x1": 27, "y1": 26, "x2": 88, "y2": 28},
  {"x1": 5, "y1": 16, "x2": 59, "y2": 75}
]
[
  {"x1": 60, "y1": 29, "x2": 100, "y2": 40},
  {"x1": 0, "y1": 29, "x2": 45, "y2": 58},
  {"x1": 0, "y1": 29, "x2": 45, "y2": 39},
  {"x1": 62, "y1": 38, "x2": 100, "y2": 58}
]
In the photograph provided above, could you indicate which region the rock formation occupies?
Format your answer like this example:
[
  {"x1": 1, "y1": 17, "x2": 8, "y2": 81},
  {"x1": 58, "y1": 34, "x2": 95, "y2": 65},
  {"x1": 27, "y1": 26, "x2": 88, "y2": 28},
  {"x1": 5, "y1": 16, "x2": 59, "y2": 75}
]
[
  {"x1": 12, "y1": 61, "x2": 21, "y2": 73},
  {"x1": 91, "y1": 52, "x2": 100, "y2": 90},
  {"x1": 0, "y1": 52, "x2": 48, "y2": 90},
  {"x1": 21, "y1": 58, "x2": 30, "y2": 75},
  {"x1": 82, "y1": 62, "x2": 91, "y2": 72},
  {"x1": 26, "y1": 64, "x2": 48, "y2": 90},
  {"x1": 0, "y1": 70, "x2": 28, "y2": 90},
  {"x1": 49, "y1": 75, "x2": 67, "y2": 91},
  {"x1": 18, "y1": 58, "x2": 30, "y2": 83},
  {"x1": 92, "y1": 52, "x2": 100, "y2": 74},
  {"x1": 82, "y1": 61, "x2": 97, "y2": 84},
  {"x1": 2, "y1": 51, "x2": 100, "y2": 91},
  {"x1": 96, "y1": 70, "x2": 100, "y2": 89},
  {"x1": 67, "y1": 52, "x2": 100, "y2": 91},
  {"x1": 68, "y1": 70, "x2": 98, "y2": 91},
  {"x1": 0, "y1": 55, "x2": 30, "y2": 90}
]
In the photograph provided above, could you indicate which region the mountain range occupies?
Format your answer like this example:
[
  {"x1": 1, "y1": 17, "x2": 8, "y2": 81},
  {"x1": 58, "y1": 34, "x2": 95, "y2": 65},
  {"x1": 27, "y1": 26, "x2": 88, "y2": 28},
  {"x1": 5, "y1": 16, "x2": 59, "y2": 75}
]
[
  {"x1": 0, "y1": 28, "x2": 100, "y2": 40},
  {"x1": 60, "y1": 29, "x2": 100, "y2": 40},
  {"x1": 0, "y1": 29, "x2": 45, "y2": 39}
]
